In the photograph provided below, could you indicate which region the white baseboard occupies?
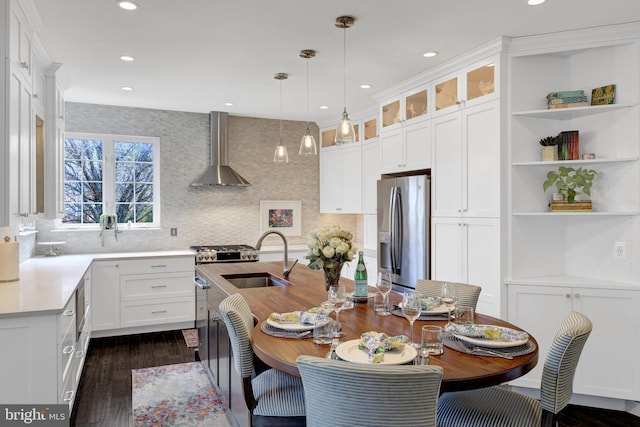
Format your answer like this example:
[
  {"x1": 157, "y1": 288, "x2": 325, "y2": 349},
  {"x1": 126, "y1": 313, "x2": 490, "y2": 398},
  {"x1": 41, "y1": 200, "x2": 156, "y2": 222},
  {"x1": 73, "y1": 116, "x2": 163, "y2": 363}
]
[{"x1": 91, "y1": 321, "x2": 195, "y2": 338}]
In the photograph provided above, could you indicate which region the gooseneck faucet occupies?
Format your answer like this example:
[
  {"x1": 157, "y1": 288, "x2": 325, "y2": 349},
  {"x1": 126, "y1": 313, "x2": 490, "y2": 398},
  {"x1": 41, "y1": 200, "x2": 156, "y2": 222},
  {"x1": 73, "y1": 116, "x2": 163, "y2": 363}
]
[{"x1": 255, "y1": 230, "x2": 298, "y2": 279}]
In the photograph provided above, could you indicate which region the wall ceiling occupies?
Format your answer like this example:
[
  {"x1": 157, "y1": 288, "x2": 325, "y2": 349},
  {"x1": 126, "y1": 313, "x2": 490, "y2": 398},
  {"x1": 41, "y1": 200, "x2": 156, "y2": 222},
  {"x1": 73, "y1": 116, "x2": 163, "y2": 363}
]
[{"x1": 32, "y1": 0, "x2": 640, "y2": 124}]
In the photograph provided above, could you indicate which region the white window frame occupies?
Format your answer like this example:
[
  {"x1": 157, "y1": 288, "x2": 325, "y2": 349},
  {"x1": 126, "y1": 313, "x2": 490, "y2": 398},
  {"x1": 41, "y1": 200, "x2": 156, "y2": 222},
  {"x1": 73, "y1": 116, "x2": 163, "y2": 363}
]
[{"x1": 55, "y1": 132, "x2": 161, "y2": 230}]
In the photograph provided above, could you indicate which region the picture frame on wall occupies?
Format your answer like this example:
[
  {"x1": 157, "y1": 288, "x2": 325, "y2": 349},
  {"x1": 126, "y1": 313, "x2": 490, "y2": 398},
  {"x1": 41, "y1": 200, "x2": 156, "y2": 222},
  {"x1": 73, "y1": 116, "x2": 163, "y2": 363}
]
[{"x1": 259, "y1": 200, "x2": 302, "y2": 236}]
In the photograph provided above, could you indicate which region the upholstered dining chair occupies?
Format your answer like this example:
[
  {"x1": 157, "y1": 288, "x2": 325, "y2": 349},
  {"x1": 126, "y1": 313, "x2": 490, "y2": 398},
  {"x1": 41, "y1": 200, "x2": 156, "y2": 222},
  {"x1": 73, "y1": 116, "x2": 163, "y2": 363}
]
[
  {"x1": 296, "y1": 355, "x2": 443, "y2": 427},
  {"x1": 437, "y1": 311, "x2": 592, "y2": 427},
  {"x1": 415, "y1": 279, "x2": 482, "y2": 310},
  {"x1": 219, "y1": 293, "x2": 306, "y2": 427}
]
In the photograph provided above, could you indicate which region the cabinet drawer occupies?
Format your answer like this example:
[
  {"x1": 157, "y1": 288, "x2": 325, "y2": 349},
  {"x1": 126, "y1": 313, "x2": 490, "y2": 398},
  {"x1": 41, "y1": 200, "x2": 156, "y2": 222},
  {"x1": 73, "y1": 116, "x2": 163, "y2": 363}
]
[
  {"x1": 120, "y1": 273, "x2": 193, "y2": 300},
  {"x1": 57, "y1": 296, "x2": 76, "y2": 344},
  {"x1": 58, "y1": 322, "x2": 76, "y2": 394},
  {"x1": 121, "y1": 297, "x2": 195, "y2": 328},
  {"x1": 118, "y1": 257, "x2": 194, "y2": 275}
]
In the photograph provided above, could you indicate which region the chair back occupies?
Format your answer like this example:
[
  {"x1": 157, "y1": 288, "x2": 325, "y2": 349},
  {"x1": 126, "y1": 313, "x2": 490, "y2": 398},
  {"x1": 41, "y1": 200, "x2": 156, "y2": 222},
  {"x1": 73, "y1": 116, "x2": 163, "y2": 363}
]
[
  {"x1": 540, "y1": 311, "x2": 592, "y2": 415},
  {"x1": 219, "y1": 293, "x2": 256, "y2": 379},
  {"x1": 415, "y1": 279, "x2": 482, "y2": 310},
  {"x1": 297, "y1": 355, "x2": 443, "y2": 427}
]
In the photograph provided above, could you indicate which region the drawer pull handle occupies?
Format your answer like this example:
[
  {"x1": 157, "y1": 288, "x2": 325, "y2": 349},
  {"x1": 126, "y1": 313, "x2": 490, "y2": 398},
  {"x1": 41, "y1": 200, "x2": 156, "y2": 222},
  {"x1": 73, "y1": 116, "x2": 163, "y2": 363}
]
[
  {"x1": 151, "y1": 264, "x2": 167, "y2": 268},
  {"x1": 63, "y1": 390, "x2": 75, "y2": 402},
  {"x1": 75, "y1": 350, "x2": 84, "y2": 358},
  {"x1": 151, "y1": 285, "x2": 167, "y2": 289},
  {"x1": 63, "y1": 309, "x2": 75, "y2": 317},
  {"x1": 151, "y1": 310, "x2": 168, "y2": 314},
  {"x1": 63, "y1": 345, "x2": 75, "y2": 355}
]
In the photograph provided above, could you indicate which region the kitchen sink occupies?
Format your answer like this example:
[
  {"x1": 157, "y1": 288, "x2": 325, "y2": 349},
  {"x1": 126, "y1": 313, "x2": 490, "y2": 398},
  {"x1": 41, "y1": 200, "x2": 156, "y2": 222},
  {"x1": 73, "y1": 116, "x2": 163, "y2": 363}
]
[{"x1": 221, "y1": 272, "x2": 293, "y2": 289}]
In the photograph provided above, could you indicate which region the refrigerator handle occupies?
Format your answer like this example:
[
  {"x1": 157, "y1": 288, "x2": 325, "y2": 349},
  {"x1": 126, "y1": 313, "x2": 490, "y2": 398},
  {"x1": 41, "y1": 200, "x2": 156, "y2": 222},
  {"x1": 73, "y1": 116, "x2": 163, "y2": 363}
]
[
  {"x1": 393, "y1": 187, "x2": 403, "y2": 275},
  {"x1": 389, "y1": 187, "x2": 397, "y2": 273}
]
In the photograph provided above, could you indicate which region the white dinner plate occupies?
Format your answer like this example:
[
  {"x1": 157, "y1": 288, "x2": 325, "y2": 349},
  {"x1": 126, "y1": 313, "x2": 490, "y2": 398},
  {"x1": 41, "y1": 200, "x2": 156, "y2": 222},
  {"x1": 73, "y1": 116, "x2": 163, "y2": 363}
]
[
  {"x1": 266, "y1": 317, "x2": 326, "y2": 331},
  {"x1": 335, "y1": 339, "x2": 417, "y2": 365},
  {"x1": 453, "y1": 325, "x2": 529, "y2": 348}
]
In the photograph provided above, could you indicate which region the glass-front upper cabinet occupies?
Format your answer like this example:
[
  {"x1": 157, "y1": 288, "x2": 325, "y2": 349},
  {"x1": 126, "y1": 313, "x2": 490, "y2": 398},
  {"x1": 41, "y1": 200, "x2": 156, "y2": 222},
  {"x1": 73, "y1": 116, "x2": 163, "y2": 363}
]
[
  {"x1": 380, "y1": 84, "x2": 430, "y2": 130},
  {"x1": 434, "y1": 55, "x2": 499, "y2": 115},
  {"x1": 321, "y1": 128, "x2": 337, "y2": 148},
  {"x1": 364, "y1": 117, "x2": 377, "y2": 140}
]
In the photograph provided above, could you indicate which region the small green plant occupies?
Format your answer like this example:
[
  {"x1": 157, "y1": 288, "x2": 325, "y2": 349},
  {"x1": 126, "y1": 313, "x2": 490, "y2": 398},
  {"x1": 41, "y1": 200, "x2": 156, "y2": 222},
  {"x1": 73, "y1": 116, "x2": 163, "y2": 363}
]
[
  {"x1": 543, "y1": 166, "x2": 597, "y2": 203},
  {"x1": 539, "y1": 136, "x2": 559, "y2": 146}
]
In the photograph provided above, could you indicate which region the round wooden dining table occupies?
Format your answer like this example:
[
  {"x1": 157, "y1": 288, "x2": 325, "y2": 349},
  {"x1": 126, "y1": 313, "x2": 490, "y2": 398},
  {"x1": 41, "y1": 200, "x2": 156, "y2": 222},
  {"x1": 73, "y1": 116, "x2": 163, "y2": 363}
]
[{"x1": 197, "y1": 261, "x2": 539, "y2": 394}]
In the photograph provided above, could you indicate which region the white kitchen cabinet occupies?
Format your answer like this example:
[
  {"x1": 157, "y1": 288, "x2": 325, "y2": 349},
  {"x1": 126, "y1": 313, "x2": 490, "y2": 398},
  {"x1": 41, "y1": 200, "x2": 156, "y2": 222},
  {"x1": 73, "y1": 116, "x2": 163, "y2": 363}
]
[
  {"x1": 379, "y1": 120, "x2": 431, "y2": 174},
  {"x1": 319, "y1": 144, "x2": 362, "y2": 214},
  {"x1": 362, "y1": 138, "x2": 379, "y2": 214},
  {"x1": 44, "y1": 63, "x2": 66, "y2": 219},
  {"x1": 431, "y1": 216, "x2": 500, "y2": 316},
  {"x1": 380, "y1": 84, "x2": 430, "y2": 131},
  {"x1": 8, "y1": 0, "x2": 33, "y2": 85},
  {"x1": 92, "y1": 261, "x2": 121, "y2": 331},
  {"x1": 0, "y1": 274, "x2": 89, "y2": 411},
  {"x1": 507, "y1": 282, "x2": 640, "y2": 401},
  {"x1": 432, "y1": 99, "x2": 501, "y2": 218},
  {"x1": 92, "y1": 255, "x2": 195, "y2": 336},
  {"x1": 433, "y1": 55, "x2": 499, "y2": 116}
]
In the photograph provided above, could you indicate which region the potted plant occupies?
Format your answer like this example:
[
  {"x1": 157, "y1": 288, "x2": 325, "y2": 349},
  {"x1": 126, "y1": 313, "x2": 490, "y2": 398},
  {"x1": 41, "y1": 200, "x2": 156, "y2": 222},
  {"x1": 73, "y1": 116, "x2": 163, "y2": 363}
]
[
  {"x1": 539, "y1": 136, "x2": 559, "y2": 161},
  {"x1": 542, "y1": 166, "x2": 597, "y2": 204}
]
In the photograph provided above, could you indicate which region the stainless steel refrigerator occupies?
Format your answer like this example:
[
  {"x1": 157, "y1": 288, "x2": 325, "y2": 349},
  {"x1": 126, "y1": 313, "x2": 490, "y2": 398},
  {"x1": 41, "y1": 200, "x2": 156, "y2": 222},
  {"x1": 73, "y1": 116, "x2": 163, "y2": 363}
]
[{"x1": 377, "y1": 174, "x2": 430, "y2": 292}]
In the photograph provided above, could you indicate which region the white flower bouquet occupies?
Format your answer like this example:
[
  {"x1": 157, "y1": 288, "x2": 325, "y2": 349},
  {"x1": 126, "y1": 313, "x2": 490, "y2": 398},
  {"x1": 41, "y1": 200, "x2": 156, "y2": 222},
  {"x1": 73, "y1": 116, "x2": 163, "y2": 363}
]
[{"x1": 305, "y1": 225, "x2": 356, "y2": 270}]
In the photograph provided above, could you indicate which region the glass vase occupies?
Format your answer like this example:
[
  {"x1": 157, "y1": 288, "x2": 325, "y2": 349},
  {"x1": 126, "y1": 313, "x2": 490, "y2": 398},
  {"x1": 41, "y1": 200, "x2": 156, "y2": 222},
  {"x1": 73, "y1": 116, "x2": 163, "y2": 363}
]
[{"x1": 323, "y1": 263, "x2": 344, "y2": 291}]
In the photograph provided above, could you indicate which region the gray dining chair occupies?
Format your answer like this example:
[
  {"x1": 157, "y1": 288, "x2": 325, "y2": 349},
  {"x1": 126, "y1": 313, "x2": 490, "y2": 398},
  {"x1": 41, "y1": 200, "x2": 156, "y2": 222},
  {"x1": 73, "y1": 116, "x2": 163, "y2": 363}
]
[
  {"x1": 415, "y1": 279, "x2": 482, "y2": 310},
  {"x1": 219, "y1": 293, "x2": 306, "y2": 427},
  {"x1": 296, "y1": 354, "x2": 443, "y2": 427},
  {"x1": 437, "y1": 311, "x2": 592, "y2": 427}
]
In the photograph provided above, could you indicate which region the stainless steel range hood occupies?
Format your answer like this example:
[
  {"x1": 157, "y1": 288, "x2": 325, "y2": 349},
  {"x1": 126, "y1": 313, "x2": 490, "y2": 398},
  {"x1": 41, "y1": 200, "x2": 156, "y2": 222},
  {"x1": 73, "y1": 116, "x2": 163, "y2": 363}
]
[{"x1": 191, "y1": 111, "x2": 250, "y2": 187}]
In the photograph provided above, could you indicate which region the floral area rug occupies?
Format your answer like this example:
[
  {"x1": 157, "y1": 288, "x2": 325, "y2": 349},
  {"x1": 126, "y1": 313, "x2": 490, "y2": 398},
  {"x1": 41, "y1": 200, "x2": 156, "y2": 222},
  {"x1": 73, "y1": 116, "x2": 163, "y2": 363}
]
[
  {"x1": 132, "y1": 362, "x2": 233, "y2": 427},
  {"x1": 181, "y1": 329, "x2": 199, "y2": 347}
]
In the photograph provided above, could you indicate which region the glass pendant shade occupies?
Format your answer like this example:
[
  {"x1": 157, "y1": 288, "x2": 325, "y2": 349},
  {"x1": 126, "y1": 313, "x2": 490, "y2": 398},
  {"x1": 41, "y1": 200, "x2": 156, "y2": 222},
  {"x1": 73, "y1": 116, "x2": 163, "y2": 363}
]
[
  {"x1": 274, "y1": 140, "x2": 289, "y2": 162},
  {"x1": 335, "y1": 109, "x2": 355, "y2": 145},
  {"x1": 299, "y1": 128, "x2": 317, "y2": 155}
]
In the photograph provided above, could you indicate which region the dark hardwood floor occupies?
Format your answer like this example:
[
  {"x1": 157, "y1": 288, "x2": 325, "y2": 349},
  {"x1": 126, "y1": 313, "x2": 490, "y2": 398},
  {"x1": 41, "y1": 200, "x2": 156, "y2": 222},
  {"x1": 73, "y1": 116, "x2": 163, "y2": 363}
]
[{"x1": 71, "y1": 330, "x2": 640, "y2": 427}]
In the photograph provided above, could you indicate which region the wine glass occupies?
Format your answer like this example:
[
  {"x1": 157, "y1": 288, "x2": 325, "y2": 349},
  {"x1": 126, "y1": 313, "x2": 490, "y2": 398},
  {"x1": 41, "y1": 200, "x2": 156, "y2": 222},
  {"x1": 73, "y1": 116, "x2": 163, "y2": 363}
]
[
  {"x1": 327, "y1": 284, "x2": 347, "y2": 337},
  {"x1": 401, "y1": 290, "x2": 422, "y2": 348},
  {"x1": 441, "y1": 282, "x2": 458, "y2": 325},
  {"x1": 376, "y1": 271, "x2": 393, "y2": 316}
]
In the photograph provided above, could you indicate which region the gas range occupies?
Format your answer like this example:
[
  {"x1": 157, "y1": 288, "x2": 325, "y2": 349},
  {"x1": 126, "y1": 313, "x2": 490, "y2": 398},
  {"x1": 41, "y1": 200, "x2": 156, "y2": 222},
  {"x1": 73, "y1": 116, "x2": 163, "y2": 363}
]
[{"x1": 191, "y1": 244, "x2": 259, "y2": 264}]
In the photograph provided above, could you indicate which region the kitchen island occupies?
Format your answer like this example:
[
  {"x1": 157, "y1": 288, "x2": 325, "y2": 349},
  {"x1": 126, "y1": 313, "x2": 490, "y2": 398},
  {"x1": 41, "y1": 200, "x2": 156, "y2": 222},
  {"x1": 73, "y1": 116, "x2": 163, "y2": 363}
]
[{"x1": 196, "y1": 261, "x2": 538, "y2": 393}]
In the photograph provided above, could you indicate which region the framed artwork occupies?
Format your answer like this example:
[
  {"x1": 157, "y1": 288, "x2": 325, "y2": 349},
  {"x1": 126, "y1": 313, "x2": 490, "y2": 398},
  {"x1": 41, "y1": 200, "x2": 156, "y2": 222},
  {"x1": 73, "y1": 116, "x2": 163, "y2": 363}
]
[{"x1": 260, "y1": 200, "x2": 302, "y2": 236}]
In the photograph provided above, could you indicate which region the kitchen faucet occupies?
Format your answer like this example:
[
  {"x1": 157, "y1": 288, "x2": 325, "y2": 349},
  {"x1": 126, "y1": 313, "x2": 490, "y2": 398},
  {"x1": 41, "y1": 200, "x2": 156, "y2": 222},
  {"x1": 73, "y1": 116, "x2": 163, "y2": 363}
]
[{"x1": 255, "y1": 230, "x2": 298, "y2": 279}]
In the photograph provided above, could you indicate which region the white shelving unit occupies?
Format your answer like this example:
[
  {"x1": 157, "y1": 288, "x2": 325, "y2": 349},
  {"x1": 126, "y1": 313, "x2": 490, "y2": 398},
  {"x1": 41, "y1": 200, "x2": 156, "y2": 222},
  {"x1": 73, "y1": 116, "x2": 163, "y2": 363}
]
[{"x1": 506, "y1": 25, "x2": 640, "y2": 403}]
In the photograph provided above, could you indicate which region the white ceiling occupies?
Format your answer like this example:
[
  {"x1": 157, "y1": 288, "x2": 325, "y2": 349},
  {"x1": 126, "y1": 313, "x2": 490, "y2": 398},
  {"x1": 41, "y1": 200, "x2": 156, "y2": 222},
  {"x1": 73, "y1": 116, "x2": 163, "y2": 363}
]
[{"x1": 31, "y1": 0, "x2": 640, "y2": 124}]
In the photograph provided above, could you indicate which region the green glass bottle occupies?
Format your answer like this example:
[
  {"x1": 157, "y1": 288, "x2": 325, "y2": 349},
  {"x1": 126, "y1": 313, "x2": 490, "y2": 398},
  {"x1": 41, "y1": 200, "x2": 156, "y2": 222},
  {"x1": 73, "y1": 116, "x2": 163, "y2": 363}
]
[{"x1": 354, "y1": 251, "x2": 368, "y2": 298}]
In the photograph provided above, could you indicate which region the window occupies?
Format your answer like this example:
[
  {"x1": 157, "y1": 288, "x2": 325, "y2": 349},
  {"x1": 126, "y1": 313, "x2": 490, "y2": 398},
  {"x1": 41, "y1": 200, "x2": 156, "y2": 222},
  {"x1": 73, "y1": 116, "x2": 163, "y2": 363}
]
[{"x1": 61, "y1": 133, "x2": 161, "y2": 228}]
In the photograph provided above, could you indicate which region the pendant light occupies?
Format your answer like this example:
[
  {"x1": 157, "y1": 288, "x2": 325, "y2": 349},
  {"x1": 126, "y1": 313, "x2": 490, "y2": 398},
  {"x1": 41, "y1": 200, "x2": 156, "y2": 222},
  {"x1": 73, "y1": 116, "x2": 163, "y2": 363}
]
[
  {"x1": 299, "y1": 49, "x2": 318, "y2": 155},
  {"x1": 273, "y1": 72, "x2": 289, "y2": 163},
  {"x1": 334, "y1": 16, "x2": 356, "y2": 145}
]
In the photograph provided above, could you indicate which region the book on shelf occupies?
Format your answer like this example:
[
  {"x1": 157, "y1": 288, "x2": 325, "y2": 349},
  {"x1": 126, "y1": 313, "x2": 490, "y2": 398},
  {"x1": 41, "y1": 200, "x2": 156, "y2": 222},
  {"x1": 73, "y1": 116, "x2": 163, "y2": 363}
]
[
  {"x1": 547, "y1": 101, "x2": 590, "y2": 109},
  {"x1": 591, "y1": 84, "x2": 615, "y2": 106},
  {"x1": 555, "y1": 130, "x2": 579, "y2": 160},
  {"x1": 546, "y1": 90, "x2": 585, "y2": 101},
  {"x1": 549, "y1": 200, "x2": 592, "y2": 212}
]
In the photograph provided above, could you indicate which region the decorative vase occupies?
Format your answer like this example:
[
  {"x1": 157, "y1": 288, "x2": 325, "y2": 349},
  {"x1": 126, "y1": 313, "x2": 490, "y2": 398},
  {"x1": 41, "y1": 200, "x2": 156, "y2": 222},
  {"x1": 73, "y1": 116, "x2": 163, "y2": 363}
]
[
  {"x1": 542, "y1": 146, "x2": 558, "y2": 161},
  {"x1": 323, "y1": 263, "x2": 344, "y2": 291}
]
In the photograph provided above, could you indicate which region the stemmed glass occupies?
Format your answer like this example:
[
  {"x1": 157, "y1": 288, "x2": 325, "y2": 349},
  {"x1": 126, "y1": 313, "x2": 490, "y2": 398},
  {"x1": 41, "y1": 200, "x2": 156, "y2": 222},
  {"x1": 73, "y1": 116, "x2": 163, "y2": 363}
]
[
  {"x1": 401, "y1": 290, "x2": 422, "y2": 348},
  {"x1": 327, "y1": 284, "x2": 347, "y2": 337},
  {"x1": 441, "y1": 282, "x2": 458, "y2": 326},
  {"x1": 376, "y1": 271, "x2": 393, "y2": 316}
]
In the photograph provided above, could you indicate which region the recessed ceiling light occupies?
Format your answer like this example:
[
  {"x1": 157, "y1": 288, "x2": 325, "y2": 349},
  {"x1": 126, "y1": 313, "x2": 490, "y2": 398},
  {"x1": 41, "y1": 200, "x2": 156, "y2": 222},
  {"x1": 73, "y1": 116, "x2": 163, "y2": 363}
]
[
  {"x1": 121, "y1": 86, "x2": 133, "y2": 91},
  {"x1": 117, "y1": 1, "x2": 139, "y2": 11},
  {"x1": 120, "y1": 55, "x2": 134, "y2": 62},
  {"x1": 224, "y1": 102, "x2": 234, "y2": 106},
  {"x1": 527, "y1": 0, "x2": 546, "y2": 5},
  {"x1": 423, "y1": 51, "x2": 438, "y2": 58},
  {"x1": 320, "y1": 105, "x2": 329, "y2": 110},
  {"x1": 360, "y1": 84, "x2": 372, "y2": 89}
]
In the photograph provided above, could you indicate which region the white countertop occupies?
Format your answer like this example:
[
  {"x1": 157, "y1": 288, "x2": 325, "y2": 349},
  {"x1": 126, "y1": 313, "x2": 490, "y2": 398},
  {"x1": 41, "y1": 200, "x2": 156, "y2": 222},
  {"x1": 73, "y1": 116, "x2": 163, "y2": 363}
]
[
  {"x1": 0, "y1": 255, "x2": 93, "y2": 318},
  {"x1": 0, "y1": 250, "x2": 196, "y2": 318}
]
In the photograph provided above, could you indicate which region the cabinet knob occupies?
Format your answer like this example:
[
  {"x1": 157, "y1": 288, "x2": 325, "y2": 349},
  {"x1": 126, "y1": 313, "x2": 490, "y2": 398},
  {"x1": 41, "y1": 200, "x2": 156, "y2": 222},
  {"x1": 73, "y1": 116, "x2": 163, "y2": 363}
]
[
  {"x1": 62, "y1": 345, "x2": 75, "y2": 355},
  {"x1": 574, "y1": 293, "x2": 581, "y2": 299},
  {"x1": 565, "y1": 293, "x2": 571, "y2": 299},
  {"x1": 63, "y1": 309, "x2": 75, "y2": 317},
  {"x1": 63, "y1": 390, "x2": 75, "y2": 402},
  {"x1": 32, "y1": 93, "x2": 39, "y2": 100},
  {"x1": 19, "y1": 61, "x2": 29, "y2": 70}
]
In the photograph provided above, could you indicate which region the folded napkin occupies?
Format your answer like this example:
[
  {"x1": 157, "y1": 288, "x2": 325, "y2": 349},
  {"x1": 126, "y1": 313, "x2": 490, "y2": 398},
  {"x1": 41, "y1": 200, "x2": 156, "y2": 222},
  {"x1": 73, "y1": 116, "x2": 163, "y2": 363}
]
[
  {"x1": 358, "y1": 331, "x2": 408, "y2": 363},
  {"x1": 269, "y1": 307, "x2": 331, "y2": 325},
  {"x1": 445, "y1": 323, "x2": 528, "y2": 341},
  {"x1": 419, "y1": 296, "x2": 444, "y2": 311}
]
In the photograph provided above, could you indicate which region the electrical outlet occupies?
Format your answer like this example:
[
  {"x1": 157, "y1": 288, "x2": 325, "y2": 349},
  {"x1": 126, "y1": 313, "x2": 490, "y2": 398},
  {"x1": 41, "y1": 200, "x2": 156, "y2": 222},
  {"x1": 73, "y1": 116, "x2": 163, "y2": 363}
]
[
  {"x1": 615, "y1": 241, "x2": 626, "y2": 259},
  {"x1": 170, "y1": 228, "x2": 178, "y2": 237}
]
